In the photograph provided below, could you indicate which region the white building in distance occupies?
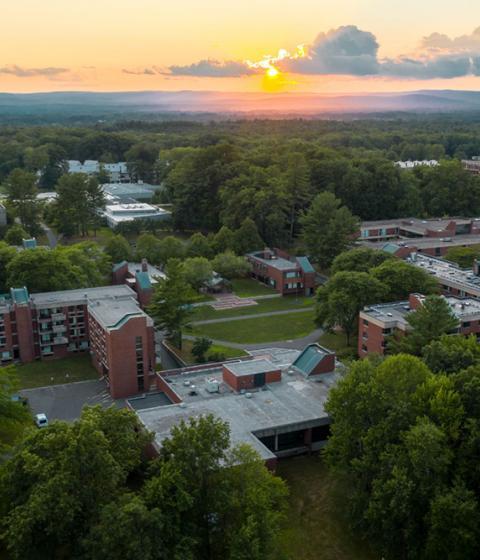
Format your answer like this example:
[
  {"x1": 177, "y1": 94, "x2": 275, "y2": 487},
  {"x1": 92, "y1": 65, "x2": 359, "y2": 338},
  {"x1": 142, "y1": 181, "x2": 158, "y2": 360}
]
[
  {"x1": 103, "y1": 203, "x2": 171, "y2": 228},
  {"x1": 67, "y1": 160, "x2": 130, "y2": 183}
]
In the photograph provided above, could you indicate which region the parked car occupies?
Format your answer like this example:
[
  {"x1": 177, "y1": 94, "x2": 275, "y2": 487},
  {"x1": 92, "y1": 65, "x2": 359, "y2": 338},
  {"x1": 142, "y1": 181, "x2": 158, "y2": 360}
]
[{"x1": 34, "y1": 413, "x2": 49, "y2": 428}]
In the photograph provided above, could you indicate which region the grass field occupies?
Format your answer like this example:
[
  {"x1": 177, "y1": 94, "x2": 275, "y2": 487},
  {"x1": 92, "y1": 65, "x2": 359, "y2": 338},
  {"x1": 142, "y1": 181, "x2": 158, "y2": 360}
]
[
  {"x1": 16, "y1": 355, "x2": 98, "y2": 389},
  {"x1": 193, "y1": 295, "x2": 314, "y2": 321},
  {"x1": 276, "y1": 455, "x2": 378, "y2": 560},
  {"x1": 317, "y1": 332, "x2": 358, "y2": 360},
  {"x1": 191, "y1": 309, "x2": 316, "y2": 344},
  {"x1": 172, "y1": 339, "x2": 247, "y2": 364},
  {"x1": 230, "y1": 278, "x2": 276, "y2": 297}
]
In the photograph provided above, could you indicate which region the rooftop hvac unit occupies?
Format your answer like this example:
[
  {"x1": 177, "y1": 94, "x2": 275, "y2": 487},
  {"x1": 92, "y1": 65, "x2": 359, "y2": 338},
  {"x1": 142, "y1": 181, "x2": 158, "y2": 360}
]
[{"x1": 205, "y1": 378, "x2": 220, "y2": 393}]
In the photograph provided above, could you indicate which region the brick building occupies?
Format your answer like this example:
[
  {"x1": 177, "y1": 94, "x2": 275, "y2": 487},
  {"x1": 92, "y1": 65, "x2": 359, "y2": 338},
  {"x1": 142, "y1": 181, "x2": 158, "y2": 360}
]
[
  {"x1": 358, "y1": 293, "x2": 480, "y2": 357},
  {"x1": 131, "y1": 344, "x2": 342, "y2": 468},
  {"x1": 410, "y1": 253, "x2": 480, "y2": 298},
  {"x1": 112, "y1": 259, "x2": 165, "y2": 308},
  {"x1": 0, "y1": 285, "x2": 155, "y2": 398},
  {"x1": 246, "y1": 248, "x2": 316, "y2": 296},
  {"x1": 358, "y1": 217, "x2": 480, "y2": 258}
]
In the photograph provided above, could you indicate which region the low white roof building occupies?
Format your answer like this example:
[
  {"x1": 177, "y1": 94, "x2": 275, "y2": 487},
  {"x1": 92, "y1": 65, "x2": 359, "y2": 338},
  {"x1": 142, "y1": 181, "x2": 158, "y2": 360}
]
[{"x1": 103, "y1": 203, "x2": 171, "y2": 228}]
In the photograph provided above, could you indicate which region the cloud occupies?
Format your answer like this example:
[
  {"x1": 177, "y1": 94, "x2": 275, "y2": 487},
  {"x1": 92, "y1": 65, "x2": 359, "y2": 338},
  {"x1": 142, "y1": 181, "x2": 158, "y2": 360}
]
[
  {"x1": 421, "y1": 27, "x2": 480, "y2": 51},
  {"x1": 380, "y1": 55, "x2": 473, "y2": 79},
  {"x1": 280, "y1": 26, "x2": 380, "y2": 75},
  {"x1": 122, "y1": 25, "x2": 480, "y2": 81},
  {"x1": 122, "y1": 68, "x2": 156, "y2": 75},
  {"x1": 0, "y1": 65, "x2": 68, "y2": 78},
  {"x1": 167, "y1": 59, "x2": 259, "y2": 77}
]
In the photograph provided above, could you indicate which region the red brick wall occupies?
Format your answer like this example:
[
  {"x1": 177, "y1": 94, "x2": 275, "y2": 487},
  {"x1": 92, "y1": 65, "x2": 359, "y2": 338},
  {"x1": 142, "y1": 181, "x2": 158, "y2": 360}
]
[
  {"x1": 310, "y1": 353, "x2": 335, "y2": 375},
  {"x1": 358, "y1": 317, "x2": 387, "y2": 357},
  {"x1": 222, "y1": 365, "x2": 281, "y2": 391},
  {"x1": 155, "y1": 374, "x2": 182, "y2": 403},
  {"x1": 14, "y1": 305, "x2": 36, "y2": 363},
  {"x1": 112, "y1": 262, "x2": 129, "y2": 285},
  {"x1": 105, "y1": 316, "x2": 156, "y2": 399}
]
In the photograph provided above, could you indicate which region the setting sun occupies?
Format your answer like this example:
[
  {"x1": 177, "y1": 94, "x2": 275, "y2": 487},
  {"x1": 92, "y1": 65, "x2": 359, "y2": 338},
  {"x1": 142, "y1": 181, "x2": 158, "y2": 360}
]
[{"x1": 266, "y1": 66, "x2": 279, "y2": 78}]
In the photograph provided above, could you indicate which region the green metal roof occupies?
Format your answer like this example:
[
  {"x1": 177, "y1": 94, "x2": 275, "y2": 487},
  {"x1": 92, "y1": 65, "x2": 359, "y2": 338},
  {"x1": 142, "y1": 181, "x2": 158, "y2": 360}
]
[
  {"x1": 136, "y1": 271, "x2": 152, "y2": 291},
  {"x1": 293, "y1": 344, "x2": 327, "y2": 376},
  {"x1": 381, "y1": 243, "x2": 401, "y2": 255},
  {"x1": 10, "y1": 287, "x2": 29, "y2": 305},
  {"x1": 296, "y1": 256, "x2": 315, "y2": 273}
]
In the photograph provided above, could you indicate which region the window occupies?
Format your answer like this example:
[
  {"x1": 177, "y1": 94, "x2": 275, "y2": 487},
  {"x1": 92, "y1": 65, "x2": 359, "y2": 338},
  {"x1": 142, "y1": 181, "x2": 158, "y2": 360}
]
[
  {"x1": 383, "y1": 328, "x2": 392, "y2": 334},
  {"x1": 362, "y1": 344, "x2": 367, "y2": 352},
  {"x1": 285, "y1": 271, "x2": 298, "y2": 279},
  {"x1": 363, "y1": 319, "x2": 369, "y2": 326},
  {"x1": 463, "y1": 321, "x2": 471, "y2": 328},
  {"x1": 362, "y1": 332, "x2": 368, "y2": 340}
]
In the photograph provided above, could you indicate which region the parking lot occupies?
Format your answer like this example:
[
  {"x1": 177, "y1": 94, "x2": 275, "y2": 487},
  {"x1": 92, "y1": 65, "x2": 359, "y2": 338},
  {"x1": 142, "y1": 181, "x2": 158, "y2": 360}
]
[{"x1": 19, "y1": 379, "x2": 124, "y2": 422}]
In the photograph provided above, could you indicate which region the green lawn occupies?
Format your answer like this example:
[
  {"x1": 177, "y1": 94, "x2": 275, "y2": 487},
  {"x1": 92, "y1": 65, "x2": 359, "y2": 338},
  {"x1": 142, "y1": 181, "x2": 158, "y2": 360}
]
[
  {"x1": 230, "y1": 278, "x2": 276, "y2": 297},
  {"x1": 172, "y1": 339, "x2": 247, "y2": 364},
  {"x1": 193, "y1": 295, "x2": 314, "y2": 321},
  {"x1": 16, "y1": 355, "x2": 99, "y2": 389},
  {"x1": 317, "y1": 332, "x2": 358, "y2": 360},
  {"x1": 276, "y1": 455, "x2": 378, "y2": 560},
  {"x1": 191, "y1": 310, "x2": 316, "y2": 344}
]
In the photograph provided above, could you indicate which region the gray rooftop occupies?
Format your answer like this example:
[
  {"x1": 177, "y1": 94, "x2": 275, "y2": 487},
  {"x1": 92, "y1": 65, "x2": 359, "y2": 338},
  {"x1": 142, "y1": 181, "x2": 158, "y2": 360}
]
[
  {"x1": 30, "y1": 285, "x2": 135, "y2": 307},
  {"x1": 362, "y1": 293, "x2": 480, "y2": 326},
  {"x1": 135, "y1": 366, "x2": 340, "y2": 460},
  {"x1": 88, "y1": 297, "x2": 151, "y2": 330},
  {"x1": 225, "y1": 359, "x2": 277, "y2": 377},
  {"x1": 410, "y1": 254, "x2": 480, "y2": 297},
  {"x1": 248, "y1": 251, "x2": 299, "y2": 271}
]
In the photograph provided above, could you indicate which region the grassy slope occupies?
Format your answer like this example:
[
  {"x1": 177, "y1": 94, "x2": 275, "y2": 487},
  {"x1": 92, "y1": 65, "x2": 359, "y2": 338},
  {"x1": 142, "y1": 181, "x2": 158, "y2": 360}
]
[
  {"x1": 276, "y1": 455, "x2": 378, "y2": 560},
  {"x1": 193, "y1": 295, "x2": 314, "y2": 321},
  {"x1": 173, "y1": 339, "x2": 247, "y2": 364},
  {"x1": 317, "y1": 332, "x2": 358, "y2": 360},
  {"x1": 191, "y1": 310, "x2": 316, "y2": 344},
  {"x1": 16, "y1": 355, "x2": 98, "y2": 389}
]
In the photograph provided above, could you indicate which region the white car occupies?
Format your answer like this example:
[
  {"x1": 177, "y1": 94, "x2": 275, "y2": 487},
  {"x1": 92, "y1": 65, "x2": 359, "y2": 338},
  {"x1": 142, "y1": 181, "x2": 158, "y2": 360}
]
[{"x1": 34, "y1": 413, "x2": 49, "y2": 428}]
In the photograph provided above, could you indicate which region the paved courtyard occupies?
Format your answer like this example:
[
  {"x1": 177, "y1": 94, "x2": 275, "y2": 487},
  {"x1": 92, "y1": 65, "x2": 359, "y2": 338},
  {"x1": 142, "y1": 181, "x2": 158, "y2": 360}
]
[{"x1": 19, "y1": 379, "x2": 124, "y2": 422}]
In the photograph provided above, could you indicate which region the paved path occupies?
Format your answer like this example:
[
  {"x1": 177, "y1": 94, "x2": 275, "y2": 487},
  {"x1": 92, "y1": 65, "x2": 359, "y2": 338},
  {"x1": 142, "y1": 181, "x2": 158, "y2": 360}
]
[
  {"x1": 184, "y1": 328, "x2": 323, "y2": 351},
  {"x1": 41, "y1": 222, "x2": 58, "y2": 248},
  {"x1": 191, "y1": 307, "x2": 312, "y2": 326}
]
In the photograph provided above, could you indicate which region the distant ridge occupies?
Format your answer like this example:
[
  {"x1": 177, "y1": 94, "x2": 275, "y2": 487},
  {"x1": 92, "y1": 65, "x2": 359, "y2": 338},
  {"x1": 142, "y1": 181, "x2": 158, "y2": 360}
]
[{"x1": 1, "y1": 89, "x2": 480, "y2": 120}]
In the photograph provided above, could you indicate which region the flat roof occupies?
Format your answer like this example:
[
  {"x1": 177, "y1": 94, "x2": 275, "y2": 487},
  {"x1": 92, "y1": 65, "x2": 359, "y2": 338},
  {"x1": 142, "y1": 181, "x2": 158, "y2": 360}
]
[
  {"x1": 135, "y1": 366, "x2": 340, "y2": 460},
  {"x1": 247, "y1": 251, "x2": 299, "y2": 271},
  {"x1": 410, "y1": 254, "x2": 480, "y2": 296},
  {"x1": 30, "y1": 285, "x2": 135, "y2": 307},
  {"x1": 362, "y1": 293, "x2": 480, "y2": 326},
  {"x1": 88, "y1": 297, "x2": 150, "y2": 330},
  {"x1": 127, "y1": 262, "x2": 166, "y2": 283},
  {"x1": 225, "y1": 359, "x2": 277, "y2": 377}
]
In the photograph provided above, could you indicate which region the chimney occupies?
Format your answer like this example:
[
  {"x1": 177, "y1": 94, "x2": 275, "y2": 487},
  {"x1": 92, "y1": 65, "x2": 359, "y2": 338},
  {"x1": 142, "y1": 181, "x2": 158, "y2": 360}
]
[
  {"x1": 141, "y1": 258, "x2": 148, "y2": 272},
  {"x1": 474, "y1": 259, "x2": 480, "y2": 277}
]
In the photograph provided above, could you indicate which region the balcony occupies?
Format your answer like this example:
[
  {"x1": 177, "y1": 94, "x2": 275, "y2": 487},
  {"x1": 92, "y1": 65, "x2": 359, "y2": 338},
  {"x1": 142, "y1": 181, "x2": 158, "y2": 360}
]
[
  {"x1": 51, "y1": 313, "x2": 66, "y2": 321},
  {"x1": 53, "y1": 336, "x2": 68, "y2": 345},
  {"x1": 53, "y1": 324, "x2": 67, "y2": 334}
]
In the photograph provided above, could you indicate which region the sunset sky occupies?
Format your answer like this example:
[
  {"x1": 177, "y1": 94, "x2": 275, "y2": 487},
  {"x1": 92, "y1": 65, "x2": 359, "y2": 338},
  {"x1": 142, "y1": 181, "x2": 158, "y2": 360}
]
[{"x1": 3, "y1": 0, "x2": 480, "y2": 93}]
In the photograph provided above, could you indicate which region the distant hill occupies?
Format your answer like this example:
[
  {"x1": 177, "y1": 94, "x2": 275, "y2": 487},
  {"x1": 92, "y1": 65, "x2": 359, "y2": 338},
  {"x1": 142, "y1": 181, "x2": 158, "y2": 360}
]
[{"x1": 1, "y1": 89, "x2": 480, "y2": 122}]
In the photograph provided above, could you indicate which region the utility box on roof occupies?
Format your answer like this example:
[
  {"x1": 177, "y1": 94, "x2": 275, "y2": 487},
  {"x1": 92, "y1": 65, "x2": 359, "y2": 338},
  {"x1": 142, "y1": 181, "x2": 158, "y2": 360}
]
[{"x1": 222, "y1": 359, "x2": 281, "y2": 392}]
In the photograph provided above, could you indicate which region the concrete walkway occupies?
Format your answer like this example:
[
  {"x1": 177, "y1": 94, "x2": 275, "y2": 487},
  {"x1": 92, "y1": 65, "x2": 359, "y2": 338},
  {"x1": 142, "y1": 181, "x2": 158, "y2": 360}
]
[
  {"x1": 184, "y1": 328, "x2": 323, "y2": 351},
  {"x1": 191, "y1": 307, "x2": 312, "y2": 326},
  {"x1": 41, "y1": 222, "x2": 59, "y2": 248}
]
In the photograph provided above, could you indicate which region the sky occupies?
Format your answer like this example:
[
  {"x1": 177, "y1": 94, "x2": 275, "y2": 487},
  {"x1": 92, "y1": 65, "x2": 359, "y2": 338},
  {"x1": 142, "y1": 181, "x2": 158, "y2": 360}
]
[{"x1": 2, "y1": 0, "x2": 480, "y2": 93}]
